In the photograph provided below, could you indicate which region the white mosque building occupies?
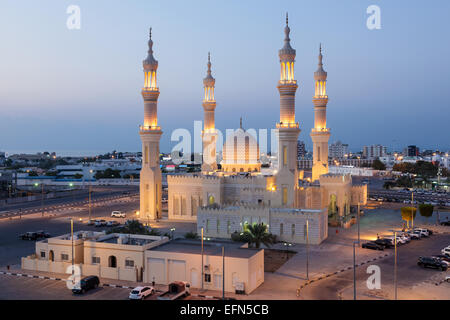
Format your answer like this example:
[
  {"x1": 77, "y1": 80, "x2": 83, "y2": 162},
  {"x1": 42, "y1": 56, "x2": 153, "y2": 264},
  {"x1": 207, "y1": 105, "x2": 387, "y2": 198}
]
[{"x1": 138, "y1": 16, "x2": 367, "y2": 245}]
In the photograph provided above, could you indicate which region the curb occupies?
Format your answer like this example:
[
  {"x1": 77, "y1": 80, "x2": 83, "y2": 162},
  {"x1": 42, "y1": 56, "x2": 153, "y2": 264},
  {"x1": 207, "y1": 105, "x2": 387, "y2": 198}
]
[{"x1": 296, "y1": 253, "x2": 390, "y2": 296}]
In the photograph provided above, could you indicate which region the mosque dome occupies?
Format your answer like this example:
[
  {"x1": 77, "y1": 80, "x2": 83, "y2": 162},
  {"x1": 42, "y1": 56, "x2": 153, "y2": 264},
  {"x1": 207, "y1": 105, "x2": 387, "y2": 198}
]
[{"x1": 221, "y1": 118, "x2": 261, "y2": 173}]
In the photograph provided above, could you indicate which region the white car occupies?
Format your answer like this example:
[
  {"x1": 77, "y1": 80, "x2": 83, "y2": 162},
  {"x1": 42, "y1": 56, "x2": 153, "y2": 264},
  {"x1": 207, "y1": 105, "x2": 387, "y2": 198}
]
[
  {"x1": 111, "y1": 211, "x2": 126, "y2": 218},
  {"x1": 414, "y1": 228, "x2": 429, "y2": 237},
  {"x1": 129, "y1": 286, "x2": 155, "y2": 300},
  {"x1": 442, "y1": 247, "x2": 450, "y2": 257},
  {"x1": 94, "y1": 219, "x2": 107, "y2": 227}
]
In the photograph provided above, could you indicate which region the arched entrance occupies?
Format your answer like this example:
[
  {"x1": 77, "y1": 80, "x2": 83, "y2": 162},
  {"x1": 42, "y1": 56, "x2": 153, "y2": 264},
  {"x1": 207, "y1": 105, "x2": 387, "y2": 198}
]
[
  {"x1": 108, "y1": 255, "x2": 117, "y2": 268},
  {"x1": 49, "y1": 250, "x2": 54, "y2": 262}
]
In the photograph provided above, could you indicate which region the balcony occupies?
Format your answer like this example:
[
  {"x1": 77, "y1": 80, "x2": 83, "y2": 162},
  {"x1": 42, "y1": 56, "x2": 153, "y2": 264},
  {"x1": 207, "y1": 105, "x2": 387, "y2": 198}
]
[
  {"x1": 276, "y1": 122, "x2": 299, "y2": 129},
  {"x1": 311, "y1": 127, "x2": 330, "y2": 133},
  {"x1": 139, "y1": 125, "x2": 161, "y2": 131}
]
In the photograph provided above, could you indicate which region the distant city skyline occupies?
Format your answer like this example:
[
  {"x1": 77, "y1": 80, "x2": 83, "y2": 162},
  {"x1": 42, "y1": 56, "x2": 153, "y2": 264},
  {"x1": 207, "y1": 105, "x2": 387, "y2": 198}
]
[{"x1": 1, "y1": 1, "x2": 450, "y2": 155}]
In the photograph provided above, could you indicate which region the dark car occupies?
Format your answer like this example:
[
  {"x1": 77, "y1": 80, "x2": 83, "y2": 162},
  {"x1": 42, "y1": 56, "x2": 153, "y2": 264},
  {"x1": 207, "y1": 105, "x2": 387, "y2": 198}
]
[
  {"x1": 362, "y1": 242, "x2": 384, "y2": 250},
  {"x1": 19, "y1": 232, "x2": 38, "y2": 240},
  {"x1": 432, "y1": 255, "x2": 450, "y2": 263},
  {"x1": 72, "y1": 276, "x2": 100, "y2": 294},
  {"x1": 36, "y1": 230, "x2": 51, "y2": 238},
  {"x1": 374, "y1": 238, "x2": 393, "y2": 248},
  {"x1": 417, "y1": 257, "x2": 448, "y2": 271},
  {"x1": 440, "y1": 221, "x2": 450, "y2": 226}
]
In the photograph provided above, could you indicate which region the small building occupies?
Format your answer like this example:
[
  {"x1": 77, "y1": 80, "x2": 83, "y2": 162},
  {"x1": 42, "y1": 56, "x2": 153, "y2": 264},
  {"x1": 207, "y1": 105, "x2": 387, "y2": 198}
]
[
  {"x1": 144, "y1": 239, "x2": 264, "y2": 294},
  {"x1": 22, "y1": 231, "x2": 168, "y2": 282}
]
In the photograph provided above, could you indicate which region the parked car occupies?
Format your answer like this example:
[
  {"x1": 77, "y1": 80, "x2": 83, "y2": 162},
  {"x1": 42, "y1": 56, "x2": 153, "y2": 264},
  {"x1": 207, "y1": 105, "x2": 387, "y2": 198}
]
[
  {"x1": 446, "y1": 276, "x2": 450, "y2": 283},
  {"x1": 414, "y1": 228, "x2": 430, "y2": 237},
  {"x1": 417, "y1": 257, "x2": 448, "y2": 271},
  {"x1": 19, "y1": 232, "x2": 38, "y2": 240},
  {"x1": 36, "y1": 230, "x2": 51, "y2": 238},
  {"x1": 406, "y1": 231, "x2": 420, "y2": 240},
  {"x1": 432, "y1": 255, "x2": 450, "y2": 264},
  {"x1": 72, "y1": 276, "x2": 100, "y2": 294},
  {"x1": 111, "y1": 211, "x2": 126, "y2": 218},
  {"x1": 129, "y1": 286, "x2": 155, "y2": 300},
  {"x1": 87, "y1": 219, "x2": 95, "y2": 226},
  {"x1": 94, "y1": 219, "x2": 107, "y2": 227},
  {"x1": 157, "y1": 281, "x2": 190, "y2": 300},
  {"x1": 441, "y1": 247, "x2": 450, "y2": 257},
  {"x1": 362, "y1": 242, "x2": 384, "y2": 251},
  {"x1": 106, "y1": 220, "x2": 119, "y2": 227},
  {"x1": 374, "y1": 238, "x2": 393, "y2": 248}
]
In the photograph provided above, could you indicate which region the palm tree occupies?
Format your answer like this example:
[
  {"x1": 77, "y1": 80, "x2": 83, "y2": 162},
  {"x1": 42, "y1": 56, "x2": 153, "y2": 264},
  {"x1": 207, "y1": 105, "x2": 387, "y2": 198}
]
[{"x1": 245, "y1": 223, "x2": 277, "y2": 249}]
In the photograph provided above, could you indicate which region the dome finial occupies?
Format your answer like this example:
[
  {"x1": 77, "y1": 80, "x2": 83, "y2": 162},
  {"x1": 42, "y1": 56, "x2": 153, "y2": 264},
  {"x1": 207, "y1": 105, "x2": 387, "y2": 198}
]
[
  {"x1": 240, "y1": 117, "x2": 243, "y2": 129},
  {"x1": 149, "y1": 27, "x2": 152, "y2": 40},
  {"x1": 286, "y1": 12, "x2": 288, "y2": 26}
]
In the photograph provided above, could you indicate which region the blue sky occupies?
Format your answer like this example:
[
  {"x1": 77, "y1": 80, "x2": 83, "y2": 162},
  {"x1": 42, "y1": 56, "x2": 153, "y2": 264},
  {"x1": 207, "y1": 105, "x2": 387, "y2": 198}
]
[{"x1": 0, "y1": 0, "x2": 449, "y2": 155}]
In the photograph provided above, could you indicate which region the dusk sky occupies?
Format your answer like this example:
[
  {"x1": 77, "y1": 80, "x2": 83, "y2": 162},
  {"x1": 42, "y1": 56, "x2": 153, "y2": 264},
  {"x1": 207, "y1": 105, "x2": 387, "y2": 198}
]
[{"x1": 1, "y1": 0, "x2": 449, "y2": 156}]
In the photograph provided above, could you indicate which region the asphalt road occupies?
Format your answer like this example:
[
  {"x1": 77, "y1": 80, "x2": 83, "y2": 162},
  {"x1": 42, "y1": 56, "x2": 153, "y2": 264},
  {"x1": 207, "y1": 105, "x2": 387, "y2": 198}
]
[
  {"x1": 299, "y1": 233, "x2": 450, "y2": 299},
  {"x1": 0, "y1": 185, "x2": 139, "y2": 217}
]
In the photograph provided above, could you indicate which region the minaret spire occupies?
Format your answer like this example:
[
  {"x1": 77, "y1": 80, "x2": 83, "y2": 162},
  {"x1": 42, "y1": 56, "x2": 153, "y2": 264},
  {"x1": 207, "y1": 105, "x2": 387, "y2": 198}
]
[
  {"x1": 311, "y1": 43, "x2": 330, "y2": 182},
  {"x1": 202, "y1": 52, "x2": 218, "y2": 172},
  {"x1": 139, "y1": 28, "x2": 162, "y2": 221},
  {"x1": 240, "y1": 117, "x2": 243, "y2": 129}
]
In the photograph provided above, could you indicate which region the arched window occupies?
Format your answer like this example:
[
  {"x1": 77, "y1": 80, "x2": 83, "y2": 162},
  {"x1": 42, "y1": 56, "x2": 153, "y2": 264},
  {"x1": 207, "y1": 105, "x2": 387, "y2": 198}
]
[{"x1": 280, "y1": 223, "x2": 284, "y2": 235}]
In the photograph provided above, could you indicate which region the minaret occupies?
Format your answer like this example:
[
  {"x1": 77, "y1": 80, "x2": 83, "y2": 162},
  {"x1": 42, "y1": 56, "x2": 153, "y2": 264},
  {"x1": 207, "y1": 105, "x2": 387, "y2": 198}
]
[
  {"x1": 202, "y1": 52, "x2": 218, "y2": 172},
  {"x1": 276, "y1": 13, "x2": 300, "y2": 207},
  {"x1": 311, "y1": 44, "x2": 330, "y2": 182},
  {"x1": 139, "y1": 28, "x2": 162, "y2": 220}
]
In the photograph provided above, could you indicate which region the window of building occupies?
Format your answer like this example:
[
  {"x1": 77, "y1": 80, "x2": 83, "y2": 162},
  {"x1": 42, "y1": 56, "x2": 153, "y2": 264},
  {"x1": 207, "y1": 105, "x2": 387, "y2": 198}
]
[
  {"x1": 205, "y1": 273, "x2": 211, "y2": 283},
  {"x1": 206, "y1": 219, "x2": 209, "y2": 233},
  {"x1": 61, "y1": 253, "x2": 69, "y2": 261},
  {"x1": 227, "y1": 220, "x2": 231, "y2": 234},
  {"x1": 125, "y1": 259, "x2": 135, "y2": 268},
  {"x1": 317, "y1": 146, "x2": 321, "y2": 162},
  {"x1": 282, "y1": 187, "x2": 288, "y2": 205},
  {"x1": 216, "y1": 219, "x2": 220, "y2": 233},
  {"x1": 40, "y1": 251, "x2": 46, "y2": 259},
  {"x1": 144, "y1": 146, "x2": 149, "y2": 164},
  {"x1": 280, "y1": 223, "x2": 284, "y2": 235},
  {"x1": 283, "y1": 146, "x2": 287, "y2": 166},
  {"x1": 291, "y1": 224, "x2": 295, "y2": 237},
  {"x1": 92, "y1": 256, "x2": 100, "y2": 264}
]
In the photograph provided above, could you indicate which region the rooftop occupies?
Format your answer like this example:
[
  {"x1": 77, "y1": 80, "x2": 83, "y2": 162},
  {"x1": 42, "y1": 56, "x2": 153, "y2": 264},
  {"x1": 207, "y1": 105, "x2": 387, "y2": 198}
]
[{"x1": 149, "y1": 239, "x2": 261, "y2": 259}]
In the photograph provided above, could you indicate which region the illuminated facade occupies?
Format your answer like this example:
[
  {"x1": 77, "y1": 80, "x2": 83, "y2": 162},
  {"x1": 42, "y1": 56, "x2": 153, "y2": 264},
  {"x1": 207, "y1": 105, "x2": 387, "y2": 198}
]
[
  {"x1": 139, "y1": 28, "x2": 162, "y2": 220},
  {"x1": 163, "y1": 15, "x2": 366, "y2": 234},
  {"x1": 311, "y1": 45, "x2": 331, "y2": 182},
  {"x1": 202, "y1": 53, "x2": 218, "y2": 173}
]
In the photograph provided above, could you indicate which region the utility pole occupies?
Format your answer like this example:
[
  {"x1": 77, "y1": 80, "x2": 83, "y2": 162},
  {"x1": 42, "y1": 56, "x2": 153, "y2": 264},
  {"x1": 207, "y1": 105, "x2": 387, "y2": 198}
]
[
  {"x1": 201, "y1": 227, "x2": 204, "y2": 290},
  {"x1": 88, "y1": 184, "x2": 92, "y2": 222},
  {"x1": 411, "y1": 192, "x2": 414, "y2": 229}
]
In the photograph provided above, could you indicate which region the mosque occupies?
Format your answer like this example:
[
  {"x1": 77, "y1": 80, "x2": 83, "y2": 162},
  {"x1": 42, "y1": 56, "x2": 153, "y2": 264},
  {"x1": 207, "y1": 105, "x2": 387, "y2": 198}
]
[{"x1": 138, "y1": 16, "x2": 367, "y2": 245}]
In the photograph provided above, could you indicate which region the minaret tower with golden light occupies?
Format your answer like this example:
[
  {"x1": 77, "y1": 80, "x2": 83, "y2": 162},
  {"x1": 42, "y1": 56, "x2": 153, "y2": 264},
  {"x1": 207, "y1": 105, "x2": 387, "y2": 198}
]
[
  {"x1": 310, "y1": 44, "x2": 330, "y2": 182},
  {"x1": 202, "y1": 52, "x2": 218, "y2": 173},
  {"x1": 139, "y1": 28, "x2": 162, "y2": 220},
  {"x1": 276, "y1": 13, "x2": 300, "y2": 207}
]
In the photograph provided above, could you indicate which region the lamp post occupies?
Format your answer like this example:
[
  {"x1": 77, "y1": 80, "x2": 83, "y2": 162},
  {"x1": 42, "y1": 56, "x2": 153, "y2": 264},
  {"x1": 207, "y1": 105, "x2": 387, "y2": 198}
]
[
  {"x1": 394, "y1": 230, "x2": 398, "y2": 300},
  {"x1": 353, "y1": 242, "x2": 356, "y2": 299},
  {"x1": 411, "y1": 192, "x2": 414, "y2": 229},
  {"x1": 170, "y1": 227, "x2": 176, "y2": 240},
  {"x1": 41, "y1": 183, "x2": 44, "y2": 217},
  {"x1": 201, "y1": 227, "x2": 204, "y2": 290},
  {"x1": 306, "y1": 218, "x2": 309, "y2": 280},
  {"x1": 357, "y1": 202, "x2": 361, "y2": 246},
  {"x1": 222, "y1": 246, "x2": 225, "y2": 300},
  {"x1": 71, "y1": 218, "x2": 74, "y2": 279}
]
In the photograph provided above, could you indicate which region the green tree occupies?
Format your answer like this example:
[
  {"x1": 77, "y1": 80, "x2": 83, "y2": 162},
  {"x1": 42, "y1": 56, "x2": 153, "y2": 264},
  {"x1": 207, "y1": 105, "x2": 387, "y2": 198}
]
[
  {"x1": 231, "y1": 223, "x2": 276, "y2": 249},
  {"x1": 184, "y1": 232, "x2": 198, "y2": 239},
  {"x1": 401, "y1": 207, "x2": 417, "y2": 228},
  {"x1": 372, "y1": 159, "x2": 386, "y2": 171},
  {"x1": 418, "y1": 204, "x2": 433, "y2": 218}
]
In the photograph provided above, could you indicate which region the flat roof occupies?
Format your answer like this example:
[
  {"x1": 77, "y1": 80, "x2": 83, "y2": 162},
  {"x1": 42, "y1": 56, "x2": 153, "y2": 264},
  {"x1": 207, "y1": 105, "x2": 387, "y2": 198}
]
[{"x1": 148, "y1": 239, "x2": 261, "y2": 259}]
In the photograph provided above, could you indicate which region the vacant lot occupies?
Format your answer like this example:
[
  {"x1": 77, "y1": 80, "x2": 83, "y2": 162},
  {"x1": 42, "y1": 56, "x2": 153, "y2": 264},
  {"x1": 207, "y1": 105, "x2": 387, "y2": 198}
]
[{"x1": 264, "y1": 249, "x2": 297, "y2": 272}]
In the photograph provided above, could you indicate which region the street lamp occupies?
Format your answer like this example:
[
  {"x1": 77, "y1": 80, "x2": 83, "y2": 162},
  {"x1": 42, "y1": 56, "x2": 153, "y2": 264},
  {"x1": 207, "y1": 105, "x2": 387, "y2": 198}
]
[
  {"x1": 353, "y1": 241, "x2": 358, "y2": 300},
  {"x1": 170, "y1": 227, "x2": 176, "y2": 240},
  {"x1": 306, "y1": 218, "x2": 309, "y2": 280}
]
